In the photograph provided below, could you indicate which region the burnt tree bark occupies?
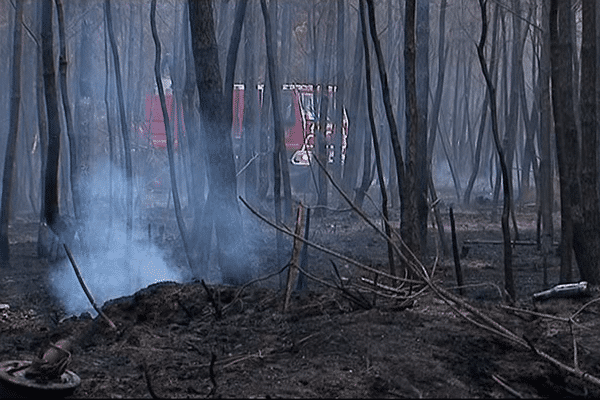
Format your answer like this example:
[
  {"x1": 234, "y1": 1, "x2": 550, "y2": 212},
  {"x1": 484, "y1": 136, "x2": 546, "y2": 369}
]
[
  {"x1": 42, "y1": 0, "x2": 61, "y2": 232},
  {"x1": 55, "y1": 0, "x2": 81, "y2": 224},
  {"x1": 151, "y1": 0, "x2": 192, "y2": 273},
  {"x1": 360, "y1": 0, "x2": 395, "y2": 276},
  {"x1": 402, "y1": 0, "x2": 420, "y2": 265},
  {"x1": 104, "y1": 0, "x2": 133, "y2": 248},
  {"x1": 550, "y1": 0, "x2": 578, "y2": 284},
  {"x1": 0, "y1": 0, "x2": 23, "y2": 264},
  {"x1": 575, "y1": 0, "x2": 600, "y2": 285},
  {"x1": 189, "y1": 0, "x2": 250, "y2": 284},
  {"x1": 476, "y1": 0, "x2": 515, "y2": 301},
  {"x1": 538, "y1": 0, "x2": 553, "y2": 287}
]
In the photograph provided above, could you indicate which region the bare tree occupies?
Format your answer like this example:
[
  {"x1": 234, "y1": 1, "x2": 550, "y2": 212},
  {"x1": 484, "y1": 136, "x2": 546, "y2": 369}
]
[
  {"x1": 550, "y1": 0, "x2": 578, "y2": 284},
  {"x1": 150, "y1": 0, "x2": 192, "y2": 273},
  {"x1": 55, "y1": 0, "x2": 81, "y2": 223},
  {"x1": 360, "y1": 0, "x2": 395, "y2": 276},
  {"x1": 42, "y1": 0, "x2": 61, "y2": 232},
  {"x1": 402, "y1": 0, "x2": 420, "y2": 264},
  {"x1": 476, "y1": 0, "x2": 515, "y2": 301},
  {"x1": 571, "y1": 0, "x2": 600, "y2": 285},
  {"x1": 537, "y1": 0, "x2": 554, "y2": 286},
  {"x1": 188, "y1": 0, "x2": 250, "y2": 284},
  {"x1": 0, "y1": 0, "x2": 23, "y2": 264},
  {"x1": 104, "y1": 0, "x2": 133, "y2": 249}
]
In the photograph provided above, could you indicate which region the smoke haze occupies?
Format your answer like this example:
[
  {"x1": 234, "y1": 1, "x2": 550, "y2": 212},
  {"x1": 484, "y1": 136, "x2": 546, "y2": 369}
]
[{"x1": 49, "y1": 160, "x2": 184, "y2": 316}]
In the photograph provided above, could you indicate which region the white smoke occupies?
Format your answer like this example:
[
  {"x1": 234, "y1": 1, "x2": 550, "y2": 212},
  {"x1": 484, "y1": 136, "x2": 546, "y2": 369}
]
[{"x1": 49, "y1": 160, "x2": 184, "y2": 317}]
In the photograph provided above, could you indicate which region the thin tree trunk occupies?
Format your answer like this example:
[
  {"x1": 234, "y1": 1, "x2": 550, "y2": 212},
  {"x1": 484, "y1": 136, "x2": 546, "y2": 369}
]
[
  {"x1": 150, "y1": 0, "x2": 192, "y2": 274},
  {"x1": 55, "y1": 0, "x2": 81, "y2": 224},
  {"x1": 105, "y1": 0, "x2": 133, "y2": 249},
  {"x1": 476, "y1": 0, "x2": 515, "y2": 301},
  {"x1": 464, "y1": 94, "x2": 490, "y2": 205},
  {"x1": 415, "y1": 0, "x2": 429, "y2": 257},
  {"x1": 243, "y1": 0, "x2": 258, "y2": 204},
  {"x1": 261, "y1": 0, "x2": 292, "y2": 221},
  {"x1": 366, "y1": 0, "x2": 406, "y2": 209},
  {"x1": 0, "y1": 0, "x2": 23, "y2": 263},
  {"x1": 538, "y1": 0, "x2": 553, "y2": 287},
  {"x1": 42, "y1": 0, "x2": 61, "y2": 231},
  {"x1": 341, "y1": 13, "x2": 365, "y2": 198},
  {"x1": 261, "y1": 0, "x2": 291, "y2": 269},
  {"x1": 104, "y1": 14, "x2": 115, "y2": 245},
  {"x1": 360, "y1": 0, "x2": 395, "y2": 276},
  {"x1": 36, "y1": 0, "x2": 49, "y2": 258},
  {"x1": 314, "y1": 3, "x2": 335, "y2": 218},
  {"x1": 427, "y1": 0, "x2": 448, "y2": 256},
  {"x1": 403, "y1": 0, "x2": 421, "y2": 263}
]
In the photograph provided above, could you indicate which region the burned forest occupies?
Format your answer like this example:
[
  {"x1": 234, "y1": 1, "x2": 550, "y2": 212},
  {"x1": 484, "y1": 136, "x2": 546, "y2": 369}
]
[{"x1": 1, "y1": 0, "x2": 600, "y2": 398}]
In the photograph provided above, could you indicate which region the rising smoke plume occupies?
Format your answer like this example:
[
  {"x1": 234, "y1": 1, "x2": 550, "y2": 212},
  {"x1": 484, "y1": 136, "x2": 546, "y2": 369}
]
[{"x1": 49, "y1": 160, "x2": 184, "y2": 317}]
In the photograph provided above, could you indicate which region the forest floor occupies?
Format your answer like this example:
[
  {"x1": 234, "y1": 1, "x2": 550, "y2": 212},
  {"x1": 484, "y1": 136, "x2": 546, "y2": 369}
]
[{"x1": 1, "y1": 195, "x2": 600, "y2": 398}]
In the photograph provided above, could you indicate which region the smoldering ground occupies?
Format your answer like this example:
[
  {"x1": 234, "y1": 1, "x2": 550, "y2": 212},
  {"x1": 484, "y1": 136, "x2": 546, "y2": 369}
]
[{"x1": 48, "y1": 160, "x2": 185, "y2": 316}]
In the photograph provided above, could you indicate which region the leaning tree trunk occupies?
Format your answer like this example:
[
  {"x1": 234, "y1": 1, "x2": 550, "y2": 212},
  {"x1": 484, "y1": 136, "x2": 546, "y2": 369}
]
[
  {"x1": 476, "y1": 0, "x2": 515, "y2": 301},
  {"x1": 0, "y1": 0, "x2": 24, "y2": 264},
  {"x1": 150, "y1": 0, "x2": 192, "y2": 273},
  {"x1": 360, "y1": 0, "x2": 395, "y2": 276}
]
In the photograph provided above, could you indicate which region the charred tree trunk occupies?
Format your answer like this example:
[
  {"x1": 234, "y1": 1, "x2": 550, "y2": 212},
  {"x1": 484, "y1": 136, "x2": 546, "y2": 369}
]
[
  {"x1": 476, "y1": 0, "x2": 515, "y2": 301},
  {"x1": 538, "y1": 0, "x2": 553, "y2": 287},
  {"x1": 427, "y1": 0, "x2": 448, "y2": 256},
  {"x1": 242, "y1": 0, "x2": 258, "y2": 204},
  {"x1": 360, "y1": 0, "x2": 395, "y2": 276},
  {"x1": 56, "y1": 0, "x2": 81, "y2": 224},
  {"x1": 36, "y1": 1, "x2": 50, "y2": 258},
  {"x1": 42, "y1": 0, "x2": 61, "y2": 232},
  {"x1": 551, "y1": 0, "x2": 578, "y2": 284},
  {"x1": 261, "y1": 0, "x2": 293, "y2": 268},
  {"x1": 151, "y1": 0, "x2": 192, "y2": 273},
  {"x1": 341, "y1": 12, "x2": 365, "y2": 199},
  {"x1": 415, "y1": 0, "x2": 429, "y2": 258},
  {"x1": 402, "y1": 0, "x2": 421, "y2": 265},
  {"x1": 574, "y1": 0, "x2": 600, "y2": 285},
  {"x1": 104, "y1": 0, "x2": 133, "y2": 248},
  {"x1": 0, "y1": 0, "x2": 24, "y2": 264},
  {"x1": 189, "y1": 0, "x2": 250, "y2": 285}
]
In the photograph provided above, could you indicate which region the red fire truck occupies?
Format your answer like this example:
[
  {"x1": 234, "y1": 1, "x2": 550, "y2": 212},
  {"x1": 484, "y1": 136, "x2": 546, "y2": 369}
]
[{"x1": 141, "y1": 81, "x2": 347, "y2": 165}]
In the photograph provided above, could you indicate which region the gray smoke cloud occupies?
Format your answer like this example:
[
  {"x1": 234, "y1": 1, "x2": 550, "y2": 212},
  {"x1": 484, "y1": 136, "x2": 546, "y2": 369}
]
[{"x1": 49, "y1": 160, "x2": 184, "y2": 317}]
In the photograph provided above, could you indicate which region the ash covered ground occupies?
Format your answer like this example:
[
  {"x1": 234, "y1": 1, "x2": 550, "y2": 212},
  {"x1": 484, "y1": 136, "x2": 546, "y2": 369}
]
[{"x1": 1, "y1": 202, "x2": 600, "y2": 398}]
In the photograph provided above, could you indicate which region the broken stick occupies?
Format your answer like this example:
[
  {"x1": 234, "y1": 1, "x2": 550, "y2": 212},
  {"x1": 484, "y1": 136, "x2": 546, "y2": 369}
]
[
  {"x1": 62, "y1": 243, "x2": 116, "y2": 329},
  {"x1": 283, "y1": 203, "x2": 306, "y2": 312}
]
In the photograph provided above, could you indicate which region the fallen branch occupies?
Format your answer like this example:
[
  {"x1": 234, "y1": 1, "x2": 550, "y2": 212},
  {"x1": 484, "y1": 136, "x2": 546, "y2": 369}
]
[
  {"x1": 240, "y1": 196, "x2": 414, "y2": 284},
  {"x1": 244, "y1": 154, "x2": 600, "y2": 391},
  {"x1": 491, "y1": 374, "x2": 524, "y2": 398},
  {"x1": 63, "y1": 243, "x2": 116, "y2": 330}
]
